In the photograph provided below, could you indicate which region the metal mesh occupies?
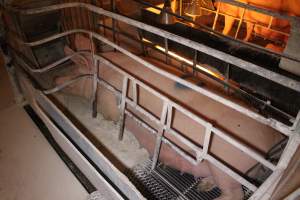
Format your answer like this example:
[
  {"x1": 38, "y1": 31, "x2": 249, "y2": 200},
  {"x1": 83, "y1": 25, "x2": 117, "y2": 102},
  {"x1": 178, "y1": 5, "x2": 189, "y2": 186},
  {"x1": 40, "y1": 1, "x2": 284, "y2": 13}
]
[{"x1": 129, "y1": 160, "x2": 253, "y2": 200}]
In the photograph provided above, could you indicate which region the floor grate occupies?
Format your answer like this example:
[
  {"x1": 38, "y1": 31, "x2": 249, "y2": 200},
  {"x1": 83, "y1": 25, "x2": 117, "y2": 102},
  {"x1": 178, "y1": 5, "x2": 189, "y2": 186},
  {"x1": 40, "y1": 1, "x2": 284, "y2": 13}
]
[{"x1": 129, "y1": 160, "x2": 253, "y2": 200}]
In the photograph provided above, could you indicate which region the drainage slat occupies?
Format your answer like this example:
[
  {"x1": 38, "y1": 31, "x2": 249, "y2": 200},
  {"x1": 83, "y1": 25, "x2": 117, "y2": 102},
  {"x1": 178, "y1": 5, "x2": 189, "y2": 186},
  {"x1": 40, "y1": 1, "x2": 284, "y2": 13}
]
[{"x1": 130, "y1": 160, "x2": 253, "y2": 200}]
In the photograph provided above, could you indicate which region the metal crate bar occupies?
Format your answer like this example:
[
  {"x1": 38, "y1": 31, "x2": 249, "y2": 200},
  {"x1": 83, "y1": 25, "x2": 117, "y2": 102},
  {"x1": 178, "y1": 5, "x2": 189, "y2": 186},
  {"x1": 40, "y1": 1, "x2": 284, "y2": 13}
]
[
  {"x1": 14, "y1": 48, "x2": 299, "y2": 196},
  {"x1": 12, "y1": 28, "x2": 294, "y2": 135},
  {"x1": 7, "y1": 2, "x2": 300, "y2": 92},
  {"x1": 6, "y1": 3, "x2": 300, "y2": 199},
  {"x1": 132, "y1": 0, "x2": 298, "y2": 61}
]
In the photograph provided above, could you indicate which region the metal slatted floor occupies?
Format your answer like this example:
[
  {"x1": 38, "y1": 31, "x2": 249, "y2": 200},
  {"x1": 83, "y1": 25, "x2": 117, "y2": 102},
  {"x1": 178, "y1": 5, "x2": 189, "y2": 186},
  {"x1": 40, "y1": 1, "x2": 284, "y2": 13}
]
[{"x1": 130, "y1": 160, "x2": 253, "y2": 200}]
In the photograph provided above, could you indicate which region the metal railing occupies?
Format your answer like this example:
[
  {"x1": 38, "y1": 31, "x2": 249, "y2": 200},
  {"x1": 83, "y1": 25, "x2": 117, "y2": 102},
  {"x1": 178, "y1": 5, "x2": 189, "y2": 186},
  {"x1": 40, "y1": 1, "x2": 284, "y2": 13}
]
[
  {"x1": 180, "y1": 0, "x2": 291, "y2": 39},
  {"x1": 133, "y1": 0, "x2": 300, "y2": 63},
  {"x1": 6, "y1": 2, "x2": 300, "y2": 200}
]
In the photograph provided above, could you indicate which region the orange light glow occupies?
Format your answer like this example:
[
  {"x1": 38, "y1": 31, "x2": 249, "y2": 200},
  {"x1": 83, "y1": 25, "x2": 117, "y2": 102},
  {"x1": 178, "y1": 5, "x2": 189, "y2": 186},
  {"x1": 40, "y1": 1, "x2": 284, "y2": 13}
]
[
  {"x1": 142, "y1": 38, "x2": 224, "y2": 80},
  {"x1": 145, "y1": 3, "x2": 164, "y2": 15}
]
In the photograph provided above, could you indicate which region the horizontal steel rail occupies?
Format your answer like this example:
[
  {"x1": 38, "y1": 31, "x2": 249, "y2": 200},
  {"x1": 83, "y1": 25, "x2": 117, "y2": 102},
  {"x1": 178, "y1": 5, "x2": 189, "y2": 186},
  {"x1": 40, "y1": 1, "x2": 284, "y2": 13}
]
[
  {"x1": 183, "y1": 1, "x2": 290, "y2": 39},
  {"x1": 216, "y1": 0, "x2": 299, "y2": 21},
  {"x1": 96, "y1": 54, "x2": 273, "y2": 191},
  {"x1": 16, "y1": 71, "x2": 126, "y2": 200},
  {"x1": 10, "y1": 28, "x2": 294, "y2": 135},
  {"x1": 28, "y1": 51, "x2": 90, "y2": 73},
  {"x1": 36, "y1": 86, "x2": 146, "y2": 200},
  {"x1": 6, "y1": 2, "x2": 300, "y2": 92},
  {"x1": 98, "y1": 22, "x2": 294, "y2": 121},
  {"x1": 15, "y1": 49, "x2": 300, "y2": 198},
  {"x1": 90, "y1": 65, "x2": 260, "y2": 191},
  {"x1": 14, "y1": 47, "x2": 299, "y2": 193},
  {"x1": 43, "y1": 74, "x2": 93, "y2": 94},
  {"x1": 34, "y1": 97, "x2": 125, "y2": 200},
  {"x1": 12, "y1": 35, "x2": 300, "y2": 200}
]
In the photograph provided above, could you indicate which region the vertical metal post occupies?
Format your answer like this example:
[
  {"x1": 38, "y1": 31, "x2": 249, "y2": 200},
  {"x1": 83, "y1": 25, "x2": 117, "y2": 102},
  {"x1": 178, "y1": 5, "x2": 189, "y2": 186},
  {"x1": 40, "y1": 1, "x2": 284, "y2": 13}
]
[
  {"x1": 251, "y1": 133, "x2": 300, "y2": 200},
  {"x1": 132, "y1": 80, "x2": 138, "y2": 105},
  {"x1": 138, "y1": 29, "x2": 147, "y2": 56},
  {"x1": 199, "y1": 123, "x2": 212, "y2": 162},
  {"x1": 118, "y1": 76, "x2": 129, "y2": 140},
  {"x1": 164, "y1": 37, "x2": 169, "y2": 64},
  {"x1": 235, "y1": 8, "x2": 245, "y2": 39},
  {"x1": 111, "y1": 0, "x2": 117, "y2": 49},
  {"x1": 166, "y1": 104, "x2": 172, "y2": 130},
  {"x1": 276, "y1": 134, "x2": 300, "y2": 170},
  {"x1": 151, "y1": 102, "x2": 169, "y2": 170},
  {"x1": 193, "y1": 49, "x2": 197, "y2": 76},
  {"x1": 90, "y1": 33, "x2": 98, "y2": 118},
  {"x1": 267, "y1": 16, "x2": 274, "y2": 29},
  {"x1": 225, "y1": 64, "x2": 230, "y2": 94},
  {"x1": 262, "y1": 131, "x2": 300, "y2": 200},
  {"x1": 92, "y1": 61, "x2": 99, "y2": 118},
  {"x1": 180, "y1": 62, "x2": 186, "y2": 73},
  {"x1": 91, "y1": 0, "x2": 100, "y2": 50},
  {"x1": 179, "y1": 0, "x2": 182, "y2": 16},
  {"x1": 260, "y1": 173, "x2": 283, "y2": 200},
  {"x1": 212, "y1": 3, "x2": 220, "y2": 30},
  {"x1": 291, "y1": 111, "x2": 300, "y2": 131}
]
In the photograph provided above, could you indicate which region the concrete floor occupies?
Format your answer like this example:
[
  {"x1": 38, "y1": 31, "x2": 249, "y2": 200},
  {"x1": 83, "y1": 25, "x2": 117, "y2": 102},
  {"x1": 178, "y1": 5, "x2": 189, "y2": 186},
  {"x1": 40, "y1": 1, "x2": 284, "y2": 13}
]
[{"x1": 0, "y1": 53, "x2": 89, "y2": 200}]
